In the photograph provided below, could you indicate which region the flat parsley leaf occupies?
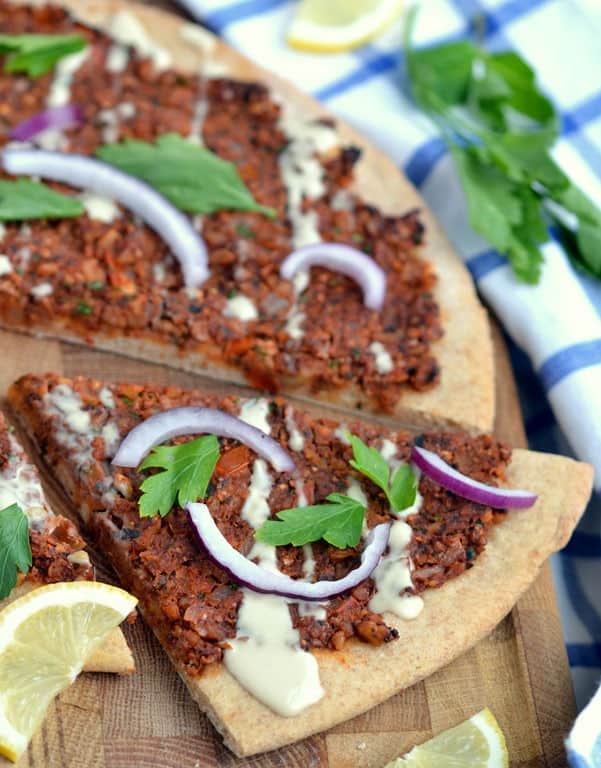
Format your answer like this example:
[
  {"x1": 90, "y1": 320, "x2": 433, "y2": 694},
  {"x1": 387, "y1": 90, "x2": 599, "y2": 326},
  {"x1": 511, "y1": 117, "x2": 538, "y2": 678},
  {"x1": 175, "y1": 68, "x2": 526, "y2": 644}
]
[
  {"x1": 405, "y1": 8, "x2": 601, "y2": 282},
  {"x1": 0, "y1": 503, "x2": 32, "y2": 599},
  {"x1": 0, "y1": 33, "x2": 86, "y2": 77},
  {"x1": 96, "y1": 133, "x2": 276, "y2": 219},
  {"x1": 0, "y1": 179, "x2": 84, "y2": 222},
  {"x1": 138, "y1": 435, "x2": 220, "y2": 518},
  {"x1": 349, "y1": 433, "x2": 417, "y2": 513},
  {"x1": 255, "y1": 493, "x2": 366, "y2": 549}
]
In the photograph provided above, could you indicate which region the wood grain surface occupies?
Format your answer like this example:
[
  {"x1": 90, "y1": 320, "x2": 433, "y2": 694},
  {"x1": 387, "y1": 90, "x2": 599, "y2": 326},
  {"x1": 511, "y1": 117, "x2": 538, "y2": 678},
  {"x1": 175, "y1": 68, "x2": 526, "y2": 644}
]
[{"x1": 0, "y1": 322, "x2": 576, "y2": 768}]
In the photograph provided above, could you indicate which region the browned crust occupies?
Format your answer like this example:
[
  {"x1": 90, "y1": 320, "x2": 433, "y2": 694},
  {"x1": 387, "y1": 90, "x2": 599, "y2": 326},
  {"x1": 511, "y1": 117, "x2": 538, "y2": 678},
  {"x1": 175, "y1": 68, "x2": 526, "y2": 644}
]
[
  {"x1": 4, "y1": 0, "x2": 495, "y2": 434},
  {"x1": 8, "y1": 380, "x2": 593, "y2": 756}
]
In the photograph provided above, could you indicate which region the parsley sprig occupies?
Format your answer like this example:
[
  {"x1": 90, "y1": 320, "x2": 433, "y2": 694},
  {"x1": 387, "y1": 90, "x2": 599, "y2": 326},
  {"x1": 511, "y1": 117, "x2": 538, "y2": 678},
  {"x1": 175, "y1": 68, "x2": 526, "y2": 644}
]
[
  {"x1": 0, "y1": 503, "x2": 32, "y2": 599},
  {"x1": 0, "y1": 179, "x2": 84, "y2": 222},
  {"x1": 138, "y1": 436, "x2": 220, "y2": 518},
  {"x1": 0, "y1": 33, "x2": 87, "y2": 77},
  {"x1": 96, "y1": 133, "x2": 276, "y2": 219},
  {"x1": 405, "y1": 10, "x2": 601, "y2": 282},
  {"x1": 256, "y1": 434, "x2": 417, "y2": 548}
]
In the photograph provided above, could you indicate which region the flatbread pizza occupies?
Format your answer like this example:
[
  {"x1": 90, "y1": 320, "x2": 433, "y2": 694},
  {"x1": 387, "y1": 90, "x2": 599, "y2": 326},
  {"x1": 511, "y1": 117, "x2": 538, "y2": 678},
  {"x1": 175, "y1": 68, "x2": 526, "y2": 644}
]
[
  {"x1": 0, "y1": 411, "x2": 134, "y2": 675},
  {"x1": 8, "y1": 373, "x2": 593, "y2": 756},
  {"x1": 0, "y1": 0, "x2": 494, "y2": 433}
]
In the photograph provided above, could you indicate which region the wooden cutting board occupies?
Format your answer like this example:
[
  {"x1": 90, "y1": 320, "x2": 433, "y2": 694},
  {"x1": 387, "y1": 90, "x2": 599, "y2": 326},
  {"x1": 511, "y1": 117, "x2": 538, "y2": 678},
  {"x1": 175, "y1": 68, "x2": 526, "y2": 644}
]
[{"x1": 0, "y1": 321, "x2": 576, "y2": 768}]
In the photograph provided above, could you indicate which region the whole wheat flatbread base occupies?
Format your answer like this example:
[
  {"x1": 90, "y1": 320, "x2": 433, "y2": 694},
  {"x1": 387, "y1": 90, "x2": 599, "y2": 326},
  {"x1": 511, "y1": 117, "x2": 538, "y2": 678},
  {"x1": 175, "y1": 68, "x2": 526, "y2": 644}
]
[{"x1": 5, "y1": 0, "x2": 495, "y2": 434}]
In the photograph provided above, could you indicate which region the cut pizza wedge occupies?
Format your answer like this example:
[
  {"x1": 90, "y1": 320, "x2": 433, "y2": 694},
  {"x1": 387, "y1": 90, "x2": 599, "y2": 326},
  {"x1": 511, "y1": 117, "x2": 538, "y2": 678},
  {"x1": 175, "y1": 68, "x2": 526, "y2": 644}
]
[
  {"x1": 0, "y1": 411, "x2": 134, "y2": 675},
  {"x1": 0, "y1": 0, "x2": 493, "y2": 433},
  {"x1": 8, "y1": 373, "x2": 593, "y2": 756}
]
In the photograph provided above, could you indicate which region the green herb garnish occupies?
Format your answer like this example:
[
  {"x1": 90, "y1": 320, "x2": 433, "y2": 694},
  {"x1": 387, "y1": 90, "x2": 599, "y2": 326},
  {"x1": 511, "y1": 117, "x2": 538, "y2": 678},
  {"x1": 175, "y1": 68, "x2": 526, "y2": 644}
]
[
  {"x1": 255, "y1": 493, "x2": 366, "y2": 549},
  {"x1": 0, "y1": 179, "x2": 84, "y2": 222},
  {"x1": 348, "y1": 433, "x2": 417, "y2": 513},
  {"x1": 96, "y1": 133, "x2": 276, "y2": 219},
  {"x1": 405, "y1": 10, "x2": 601, "y2": 282},
  {"x1": 256, "y1": 433, "x2": 417, "y2": 548},
  {"x1": 138, "y1": 435, "x2": 220, "y2": 518},
  {"x1": 0, "y1": 32, "x2": 86, "y2": 77},
  {"x1": 0, "y1": 503, "x2": 32, "y2": 599}
]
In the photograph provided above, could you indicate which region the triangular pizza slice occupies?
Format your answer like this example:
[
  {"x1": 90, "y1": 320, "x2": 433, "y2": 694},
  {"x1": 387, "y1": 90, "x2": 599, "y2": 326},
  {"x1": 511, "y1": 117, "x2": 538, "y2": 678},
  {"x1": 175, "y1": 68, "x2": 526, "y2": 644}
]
[
  {"x1": 0, "y1": 410, "x2": 134, "y2": 675},
  {"x1": 8, "y1": 373, "x2": 592, "y2": 756}
]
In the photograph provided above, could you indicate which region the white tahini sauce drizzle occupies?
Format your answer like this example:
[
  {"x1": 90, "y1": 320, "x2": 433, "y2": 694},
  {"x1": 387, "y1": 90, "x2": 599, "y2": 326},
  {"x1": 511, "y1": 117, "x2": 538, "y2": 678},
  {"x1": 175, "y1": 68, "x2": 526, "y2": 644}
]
[
  {"x1": 224, "y1": 295, "x2": 258, "y2": 322},
  {"x1": 334, "y1": 425, "x2": 350, "y2": 445},
  {"x1": 284, "y1": 407, "x2": 304, "y2": 453},
  {"x1": 0, "y1": 255, "x2": 12, "y2": 276},
  {"x1": 279, "y1": 113, "x2": 338, "y2": 341},
  {"x1": 99, "y1": 387, "x2": 116, "y2": 409},
  {"x1": 368, "y1": 490, "x2": 424, "y2": 620},
  {"x1": 106, "y1": 43, "x2": 129, "y2": 73},
  {"x1": 0, "y1": 435, "x2": 48, "y2": 528},
  {"x1": 108, "y1": 11, "x2": 171, "y2": 71},
  {"x1": 238, "y1": 398, "x2": 271, "y2": 434},
  {"x1": 30, "y1": 282, "x2": 53, "y2": 299},
  {"x1": 369, "y1": 341, "x2": 394, "y2": 375},
  {"x1": 380, "y1": 438, "x2": 401, "y2": 474},
  {"x1": 37, "y1": 48, "x2": 90, "y2": 151},
  {"x1": 225, "y1": 404, "x2": 324, "y2": 716},
  {"x1": 97, "y1": 102, "x2": 136, "y2": 144},
  {"x1": 79, "y1": 191, "x2": 120, "y2": 223}
]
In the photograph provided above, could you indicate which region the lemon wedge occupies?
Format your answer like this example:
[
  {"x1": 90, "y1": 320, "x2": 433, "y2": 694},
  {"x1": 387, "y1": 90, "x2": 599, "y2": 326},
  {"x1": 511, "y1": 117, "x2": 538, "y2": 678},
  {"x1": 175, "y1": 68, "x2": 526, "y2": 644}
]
[
  {"x1": 287, "y1": 0, "x2": 404, "y2": 53},
  {"x1": 0, "y1": 582, "x2": 137, "y2": 762},
  {"x1": 387, "y1": 708, "x2": 509, "y2": 768}
]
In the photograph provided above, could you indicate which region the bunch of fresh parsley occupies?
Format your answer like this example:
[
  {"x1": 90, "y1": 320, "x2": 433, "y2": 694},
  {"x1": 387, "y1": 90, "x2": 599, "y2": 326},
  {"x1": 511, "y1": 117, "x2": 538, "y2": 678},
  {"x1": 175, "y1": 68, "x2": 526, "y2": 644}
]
[
  {"x1": 405, "y1": 10, "x2": 601, "y2": 283},
  {"x1": 0, "y1": 503, "x2": 32, "y2": 600}
]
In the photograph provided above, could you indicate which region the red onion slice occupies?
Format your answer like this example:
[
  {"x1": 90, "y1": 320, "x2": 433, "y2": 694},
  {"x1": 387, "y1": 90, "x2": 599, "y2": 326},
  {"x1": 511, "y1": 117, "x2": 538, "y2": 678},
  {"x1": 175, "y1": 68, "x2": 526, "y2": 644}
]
[
  {"x1": 10, "y1": 104, "x2": 83, "y2": 142},
  {"x1": 280, "y1": 243, "x2": 386, "y2": 311},
  {"x1": 112, "y1": 405, "x2": 295, "y2": 473},
  {"x1": 411, "y1": 446, "x2": 537, "y2": 509},
  {"x1": 187, "y1": 502, "x2": 390, "y2": 600},
  {"x1": 2, "y1": 149, "x2": 209, "y2": 287}
]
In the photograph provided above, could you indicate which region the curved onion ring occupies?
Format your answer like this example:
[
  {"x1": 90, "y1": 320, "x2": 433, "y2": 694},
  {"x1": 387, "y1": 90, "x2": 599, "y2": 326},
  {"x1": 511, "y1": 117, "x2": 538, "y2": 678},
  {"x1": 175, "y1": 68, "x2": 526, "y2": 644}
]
[
  {"x1": 112, "y1": 406, "x2": 295, "y2": 473},
  {"x1": 2, "y1": 148, "x2": 209, "y2": 287},
  {"x1": 188, "y1": 502, "x2": 390, "y2": 600},
  {"x1": 10, "y1": 104, "x2": 83, "y2": 142},
  {"x1": 411, "y1": 446, "x2": 537, "y2": 509},
  {"x1": 280, "y1": 243, "x2": 386, "y2": 311}
]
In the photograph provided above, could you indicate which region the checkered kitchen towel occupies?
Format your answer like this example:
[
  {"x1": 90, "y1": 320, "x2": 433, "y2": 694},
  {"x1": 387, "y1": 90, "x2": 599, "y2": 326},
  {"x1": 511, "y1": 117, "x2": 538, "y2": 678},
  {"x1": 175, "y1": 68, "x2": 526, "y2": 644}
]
[{"x1": 176, "y1": 0, "x2": 601, "y2": 735}]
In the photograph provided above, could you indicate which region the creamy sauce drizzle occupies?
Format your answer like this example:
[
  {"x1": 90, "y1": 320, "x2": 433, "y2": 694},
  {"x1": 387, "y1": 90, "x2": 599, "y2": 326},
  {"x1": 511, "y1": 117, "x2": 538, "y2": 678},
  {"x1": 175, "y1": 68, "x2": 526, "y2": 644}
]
[
  {"x1": 30, "y1": 282, "x2": 53, "y2": 299},
  {"x1": 238, "y1": 398, "x2": 271, "y2": 434},
  {"x1": 108, "y1": 11, "x2": 171, "y2": 71},
  {"x1": 224, "y1": 295, "x2": 258, "y2": 322},
  {"x1": 79, "y1": 191, "x2": 120, "y2": 223},
  {"x1": 0, "y1": 255, "x2": 12, "y2": 276},
  {"x1": 225, "y1": 404, "x2": 324, "y2": 715},
  {"x1": 98, "y1": 102, "x2": 136, "y2": 144},
  {"x1": 38, "y1": 48, "x2": 90, "y2": 151},
  {"x1": 99, "y1": 387, "x2": 116, "y2": 409},
  {"x1": 369, "y1": 490, "x2": 424, "y2": 620},
  {"x1": 279, "y1": 114, "x2": 338, "y2": 341},
  {"x1": 284, "y1": 407, "x2": 305, "y2": 453},
  {"x1": 0, "y1": 436, "x2": 47, "y2": 527},
  {"x1": 369, "y1": 341, "x2": 394, "y2": 375}
]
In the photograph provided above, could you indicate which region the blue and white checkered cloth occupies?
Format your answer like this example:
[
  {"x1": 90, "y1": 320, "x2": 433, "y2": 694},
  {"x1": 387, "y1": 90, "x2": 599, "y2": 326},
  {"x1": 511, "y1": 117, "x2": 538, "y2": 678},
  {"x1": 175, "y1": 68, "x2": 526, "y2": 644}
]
[{"x1": 176, "y1": 0, "x2": 600, "y2": 753}]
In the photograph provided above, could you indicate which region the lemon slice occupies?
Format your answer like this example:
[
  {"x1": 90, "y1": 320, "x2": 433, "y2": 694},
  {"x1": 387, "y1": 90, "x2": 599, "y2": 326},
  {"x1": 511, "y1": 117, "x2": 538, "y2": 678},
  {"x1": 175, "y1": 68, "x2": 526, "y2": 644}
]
[
  {"x1": 287, "y1": 0, "x2": 404, "y2": 53},
  {"x1": 387, "y1": 708, "x2": 509, "y2": 768},
  {"x1": 0, "y1": 582, "x2": 137, "y2": 762}
]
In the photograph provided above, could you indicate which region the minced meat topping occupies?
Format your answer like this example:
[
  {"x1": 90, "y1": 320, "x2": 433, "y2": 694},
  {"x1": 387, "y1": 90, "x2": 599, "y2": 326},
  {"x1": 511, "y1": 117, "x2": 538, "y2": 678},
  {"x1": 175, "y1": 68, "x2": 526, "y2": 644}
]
[
  {"x1": 10, "y1": 373, "x2": 511, "y2": 676},
  {"x1": 0, "y1": 3, "x2": 442, "y2": 411}
]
